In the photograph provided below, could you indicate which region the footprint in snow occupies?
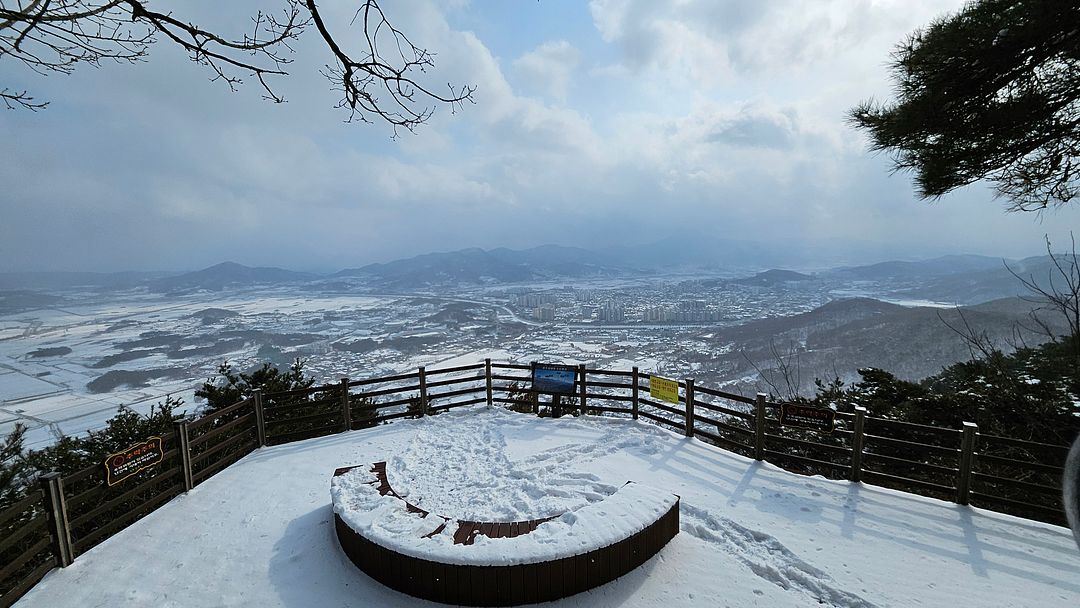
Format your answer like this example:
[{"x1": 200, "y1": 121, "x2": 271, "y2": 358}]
[{"x1": 680, "y1": 503, "x2": 877, "y2": 608}]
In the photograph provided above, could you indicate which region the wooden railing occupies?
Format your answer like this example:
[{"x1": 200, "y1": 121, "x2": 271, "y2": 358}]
[
  {"x1": 0, "y1": 360, "x2": 1074, "y2": 607},
  {"x1": 485, "y1": 363, "x2": 1073, "y2": 524}
]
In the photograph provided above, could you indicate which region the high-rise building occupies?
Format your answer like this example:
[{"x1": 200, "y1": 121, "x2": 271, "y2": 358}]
[
  {"x1": 534, "y1": 305, "x2": 556, "y2": 322},
  {"x1": 599, "y1": 301, "x2": 625, "y2": 322}
]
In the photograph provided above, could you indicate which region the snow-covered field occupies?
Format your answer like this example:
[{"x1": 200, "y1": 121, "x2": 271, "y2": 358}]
[
  {"x1": 0, "y1": 285, "x2": 684, "y2": 451},
  {"x1": 0, "y1": 291, "x2": 439, "y2": 449},
  {"x1": 15, "y1": 407, "x2": 1080, "y2": 607}
]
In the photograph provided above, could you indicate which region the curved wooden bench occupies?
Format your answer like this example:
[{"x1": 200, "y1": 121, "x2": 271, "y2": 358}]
[{"x1": 331, "y1": 462, "x2": 679, "y2": 606}]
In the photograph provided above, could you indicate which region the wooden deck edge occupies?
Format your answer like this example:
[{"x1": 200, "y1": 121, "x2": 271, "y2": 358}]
[{"x1": 332, "y1": 466, "x2": 679, "y2": 606}]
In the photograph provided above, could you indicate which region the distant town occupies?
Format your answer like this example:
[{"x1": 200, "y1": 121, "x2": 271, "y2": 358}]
[{"x1": 0, "y1": 247, "x2": 1064, "y2": 452}]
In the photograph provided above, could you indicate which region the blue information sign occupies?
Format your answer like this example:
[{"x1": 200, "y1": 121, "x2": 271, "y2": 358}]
[{"x1": 532, "y1": 363, "x2": 578, "y2": 395}]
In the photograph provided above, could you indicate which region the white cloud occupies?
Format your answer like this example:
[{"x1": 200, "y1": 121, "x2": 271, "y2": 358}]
[
  {"x1": 588, "y1": 0, "x2": 962, "y2": 83},
  {"x1": 1, "y1": 0, "x2": 1077, "y2": 271},
  {"x1": 513, "y1": 40, "x2": 581, "y2": 102}
]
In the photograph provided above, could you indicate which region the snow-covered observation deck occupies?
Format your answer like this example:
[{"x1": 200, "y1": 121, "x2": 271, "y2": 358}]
[
  {"x1": 2, "y1": 360, "x2": 1078, "y2": 607},
  {"x1": 331, "y1": 461, "x2": 679, "y2": 605},
  {"x1": 10, "y1": 406, "x2": 1080, "y2": 607}
]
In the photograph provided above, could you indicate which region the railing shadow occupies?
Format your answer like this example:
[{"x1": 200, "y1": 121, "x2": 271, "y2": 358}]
[{"x1": 696, "y1": 454, "x2": 1080, "y2": 593}]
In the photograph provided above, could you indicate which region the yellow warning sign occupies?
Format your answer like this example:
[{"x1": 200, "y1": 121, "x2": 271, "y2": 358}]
[{"x1": 649, "y1": 375, "x2": 679, "y2": 404}]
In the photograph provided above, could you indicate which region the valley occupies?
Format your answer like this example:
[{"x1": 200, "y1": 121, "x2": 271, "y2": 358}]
[{"x1": 0, "y1": 246, "x2": 1068, "y2": 451}]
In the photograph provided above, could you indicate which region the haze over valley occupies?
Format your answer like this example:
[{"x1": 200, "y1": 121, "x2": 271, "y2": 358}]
[{"x1": 1, "y1": 243, "x2": 1069, "y2": 450}]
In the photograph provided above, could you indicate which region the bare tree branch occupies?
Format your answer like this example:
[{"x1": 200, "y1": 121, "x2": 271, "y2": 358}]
[
  {"x1": 742, "y1": 340, "x2": 803, "y2": 402},
  {"x1": 937, "y1": 306, "x2": 997, "y2": 363},
  {"x1": 741, "y1": 349, "x2": 784, "y2": 400},
  {"x1": 1005, "y1": 234, "x2": 1080, "y2": 348},
  {"x1": 305, "y1": 0, "x2": 474, "y2": 135},
  {"x1": 0, "y1": 0, "x2": 473, "y2": 129},
  {"x1": 1, "y1": 86, "x2": 46, "y2": 109}
]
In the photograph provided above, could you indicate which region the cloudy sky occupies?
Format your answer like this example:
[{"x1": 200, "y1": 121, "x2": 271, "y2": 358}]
[{"x1": 2, "y1": 0, "x2": 1078, "y2": 273}]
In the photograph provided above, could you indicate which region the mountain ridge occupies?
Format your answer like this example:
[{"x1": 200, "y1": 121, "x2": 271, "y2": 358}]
[
  {"x1": 0, "y1": 246, "x2": 1058, "y2": 296},
  {"x1": 149, "y1": 261, "x2": 316, "y2": 293},
  {"x1": 334, "y1": 245, "x2": 634, "y2": 288}
]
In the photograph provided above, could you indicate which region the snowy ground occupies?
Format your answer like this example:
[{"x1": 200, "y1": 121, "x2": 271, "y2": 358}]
[
  {"x1": 0, "y1": 291, "x2": 450, "y2": 449},
  {"x1": 16, "y1": 407, "x2": 1080, "y2": 607}
]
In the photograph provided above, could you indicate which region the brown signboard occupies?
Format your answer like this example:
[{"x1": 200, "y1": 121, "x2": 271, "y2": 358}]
[
  {"x1": 779, "y1": 403, "x2": 836, "y2": 433},
  {"x1": 105, "y1": 436, "x2": 164, "y2": 486}
]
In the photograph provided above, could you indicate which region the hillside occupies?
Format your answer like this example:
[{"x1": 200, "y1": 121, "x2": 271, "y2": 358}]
[
  {"x1": 801, "y1": 298, "x2": 1066, "y2": 379},
  {"x1": 717, "y1": 297, "x2": 905, "y2": 343},
  {"x1": 0, "y1": 249, "x2": 1048, "y2": 295},
  {"x1": 713, "y1": 296, "x2": 1069, "y2": 394},
  {"x1": 895, "y1": 254, "x2": 1080, "y2": 305},
  {"x1": 335, "y1": 245, "x2": 631, "y2": 288},
  {"x1": 149, "y1": 262, "x2": 315, "y2": 293},
  {"x1": 827, "y1": 254, "x2": 1005, "y2": 281},
  {"x1": 13, "y1": 408, "x2": 1077, "y2": 607}
]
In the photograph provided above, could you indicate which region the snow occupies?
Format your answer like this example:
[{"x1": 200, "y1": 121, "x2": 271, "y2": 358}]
[
  {"x1": 333, "y1": 469, "x2": 676, "y2": 566},
  {"x1": 0, "y1": 370, "x2": 65, "y2": 402},
  {"x1": 876, "y1": 298, "x2": 957, "y2": 309},
  {"x1": 406, "y1": 348, "x2": 513, "y2": 372},
  {"x1": 332, "y1": 413, "x2": 677, "y2": 566},
  {"x1": 1067, "y1": 439, "x2": 1080, "y2": 551},
  {"x1": 0, "y1": 291, "x2": 415, "y2": 449},
  {"x1": 386, "y1": 418, "x2": 615, "y2": 522},
  {"x1": 15, "y1": 406, "x2": 1080, "y2": 607},
  {"x1": 603, "y1": 357, "x2": 661, "y2": 373}
]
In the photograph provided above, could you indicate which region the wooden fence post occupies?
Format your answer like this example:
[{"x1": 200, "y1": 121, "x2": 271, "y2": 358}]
[
  {"x1": 485, "y1": 358, "x2": 493, "y2": 406},
  {"x1": 956, "y1": 421, "x2": 978, "y2": 505},
  {"x1": 754, "y1": 393, "x2": 767, "y2": 461},
  {"x1": 684, "y1": 379, "x2": 696, "y2": 438},
  {"x1": 175, "y1": 421, "x2": 194, "y2": 492},
  {"x1": 39, "y1": 472, "x2": 73, "y2": 567},
  {"x1": 418, "y1": 367, "x2": 429, "y2": 416},
  {"x1": 850, "y1": 406, "x2": 867, "y2": 483},
  {"x1": 578, "y1": 364, "x2": 588, "y2": 414},
  {"x1": 340, "y1": 378, "x2": 351, "y2": 431},
  {"x1": 253, "y1": 389, "x2": 266, "y2": 448},
  {"x1": 631, "y1": 366, "x2": 639, "y2": 420},
  {"x1": 530, "y1": 361, "x2": 539, "y2": 413}
]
